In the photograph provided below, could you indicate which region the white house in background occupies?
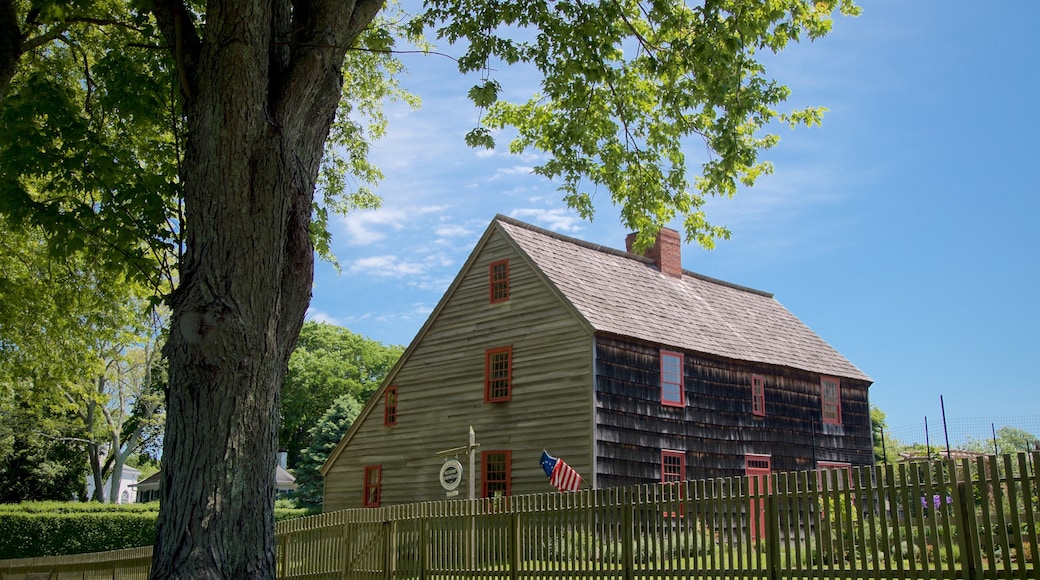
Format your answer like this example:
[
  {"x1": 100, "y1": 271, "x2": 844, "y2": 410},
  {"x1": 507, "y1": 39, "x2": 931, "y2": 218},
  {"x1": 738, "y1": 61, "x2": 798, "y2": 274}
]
[
  {"x1": 133, "y1": 452, "x2": 297, "y2": 503},
  {"x1": 85, "y1": 465, "x2": 141, "y2": 504}
]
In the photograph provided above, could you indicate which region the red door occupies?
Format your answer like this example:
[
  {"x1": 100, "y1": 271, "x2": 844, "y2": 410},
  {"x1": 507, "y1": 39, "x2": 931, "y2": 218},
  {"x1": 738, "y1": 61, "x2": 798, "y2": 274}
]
[{"x1": 745, "y1": 454, "x2": 772, "y2": 542}]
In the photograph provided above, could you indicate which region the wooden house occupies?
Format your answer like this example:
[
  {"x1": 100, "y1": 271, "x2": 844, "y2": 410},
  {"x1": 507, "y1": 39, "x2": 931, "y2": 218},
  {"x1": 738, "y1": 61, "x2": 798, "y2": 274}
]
[{"x1": 321, "y1": 215, "x2": 872, "y2": 511}]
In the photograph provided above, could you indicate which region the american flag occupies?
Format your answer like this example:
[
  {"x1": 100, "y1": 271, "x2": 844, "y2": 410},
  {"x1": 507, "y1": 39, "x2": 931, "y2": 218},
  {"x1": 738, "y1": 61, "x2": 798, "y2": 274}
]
[{"x1": 540, "y1": 450, "x2": 582, "y2": 492}]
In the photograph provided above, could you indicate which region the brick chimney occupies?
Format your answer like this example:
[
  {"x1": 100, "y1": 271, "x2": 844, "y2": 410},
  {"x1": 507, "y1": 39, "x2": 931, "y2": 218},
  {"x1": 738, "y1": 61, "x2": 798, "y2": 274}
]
[{"x1": 625, "y1": 228, "x2": 683, "y2": 278}]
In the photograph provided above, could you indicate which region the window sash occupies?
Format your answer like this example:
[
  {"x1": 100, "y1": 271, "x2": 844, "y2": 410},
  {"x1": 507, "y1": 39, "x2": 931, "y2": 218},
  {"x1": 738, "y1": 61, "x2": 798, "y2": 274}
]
[
  {"x1": 363, "y1": 465, "x2": 381, "y2": 507},
  {"x1": 485, "y1": 347, "x2": 512, "y2": 402},
  {"x1": 661, "y1": 450, "x2": 686, "y2": 482},
  {"x1": 660, "y1": 350, "x2": 684, "y2": 406},
  {"x1": 482, "y1": 450, "x2": 512, "y2": 498},
  {"x1": 821, "y1": 376, "x2": 842, "y2": 425},
  {"x1": 489, "y1": 260, "x2": 510, "y2": 303},
  {"x1": 384, "y1": 386, "x2": 398, "y2": 426},
  {"x1": 751, "y1": 375, "x2": 765, "y2": 416}
]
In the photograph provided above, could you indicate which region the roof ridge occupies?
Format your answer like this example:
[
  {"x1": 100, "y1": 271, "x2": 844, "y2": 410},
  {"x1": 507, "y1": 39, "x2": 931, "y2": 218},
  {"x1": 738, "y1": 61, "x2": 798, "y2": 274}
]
[{"x1": 494, "y1": 214, "x2": 773, "y2": 298}]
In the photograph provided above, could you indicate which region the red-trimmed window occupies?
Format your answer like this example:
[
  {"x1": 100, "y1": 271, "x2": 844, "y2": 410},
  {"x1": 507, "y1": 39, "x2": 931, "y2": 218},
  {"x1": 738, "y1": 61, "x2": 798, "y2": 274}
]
[
  {"x1": 363, "y1": 465, "x2": 381, "y2": 507},
  {"x1": 662, "y1": 450, "x2": 686, "y2": 517},
  {"x1": 751, "y1": 374, "x2": 765, "y2": 417},
  {"x1": 482, "y1": 450, "x2": 512, "y2": 498},
  {"x1": 821, "y1": 376, "x2": 842, "y2": 425},
  {"x1": 660, "y1": 350, "x2": 685, "y2": 407},
  {"x1": 662, "y1": 450, "x2": 686, "y2": 482},
  {"x1": 485, "y1": 346, "x2": 512, "y2": 402},
  {"x1": 489, "y1": 259, "x2": 510, "y2": 303},
  {"x1": 384, "y1": 386, "x2": 398, "y2": 426}
]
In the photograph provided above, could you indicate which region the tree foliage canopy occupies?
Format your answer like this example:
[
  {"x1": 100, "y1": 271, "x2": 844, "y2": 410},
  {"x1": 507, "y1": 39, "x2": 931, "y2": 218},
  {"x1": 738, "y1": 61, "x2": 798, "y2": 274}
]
[{"x1": 280, "y1": 322, "x2": 402, "y2": 466}]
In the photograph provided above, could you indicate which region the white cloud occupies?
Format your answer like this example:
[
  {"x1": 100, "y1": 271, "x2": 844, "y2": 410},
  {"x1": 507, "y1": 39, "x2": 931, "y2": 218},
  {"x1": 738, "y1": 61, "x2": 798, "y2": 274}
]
[
  {"x1": 349, "y1": 255, "x2": 427, "y2": 277},
  {"x1": 434, "y1": 224, "x2": 473, "y2": 238},
  {"x1": 305, "y1": 309, "x2": 344, "y2": 326},
  {"x1": 489, "y1": 165, "x2": 535, "y2": 181},
  {"x1": 340, "y1": 205, "x2": 450, "y2": 245},
  {"x1": 509, "y1": 208, "x2": 585, "y2": 232}
]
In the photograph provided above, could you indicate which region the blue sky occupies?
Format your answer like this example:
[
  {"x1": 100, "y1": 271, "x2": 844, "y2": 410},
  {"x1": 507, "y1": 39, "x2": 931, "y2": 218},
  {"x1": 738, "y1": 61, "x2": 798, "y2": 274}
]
[{"x1": 308, "y1": 2, "x2": 1040, "y2": 443}]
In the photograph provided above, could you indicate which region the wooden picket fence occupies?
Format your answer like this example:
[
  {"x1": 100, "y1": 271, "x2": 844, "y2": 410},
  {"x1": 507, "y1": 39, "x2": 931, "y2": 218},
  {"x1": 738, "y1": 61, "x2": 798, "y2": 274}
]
[{"x1": 1, "y1": 452, "x2": 1037, "y2": 579}]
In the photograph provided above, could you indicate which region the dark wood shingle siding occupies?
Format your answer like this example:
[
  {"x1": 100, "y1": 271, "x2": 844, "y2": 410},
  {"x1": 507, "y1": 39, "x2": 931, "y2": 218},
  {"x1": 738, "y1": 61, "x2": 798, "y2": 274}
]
[
  {"x1": 594, "y1": 336, "x2": 872, "y2": 488},
  {"x1": 323, "y1": 231, "x2": 595, "y2": 511}
]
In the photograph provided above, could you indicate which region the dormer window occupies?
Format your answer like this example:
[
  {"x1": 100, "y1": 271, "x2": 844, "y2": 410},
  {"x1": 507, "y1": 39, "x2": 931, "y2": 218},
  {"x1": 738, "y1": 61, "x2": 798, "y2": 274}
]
[
  {"x1": 489, "y1": 259, "x2": 510, "y2": 303},
  {"x1": 660, "y1": 350, "x2": 685, "y2": 407}
]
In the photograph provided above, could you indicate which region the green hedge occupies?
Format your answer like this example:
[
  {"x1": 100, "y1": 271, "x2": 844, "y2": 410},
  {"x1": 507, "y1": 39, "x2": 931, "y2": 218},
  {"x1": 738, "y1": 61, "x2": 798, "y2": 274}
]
[
  {"x1": 0, "y1": 511, "x2": 157, "y2": 559},
  {"x1": 0, "y1": 502, "x2": 317, "y2": 559}
]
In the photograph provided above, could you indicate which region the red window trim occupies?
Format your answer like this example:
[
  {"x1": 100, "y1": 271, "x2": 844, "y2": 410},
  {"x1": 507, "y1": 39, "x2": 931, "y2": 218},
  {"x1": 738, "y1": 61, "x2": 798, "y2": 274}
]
[
  {"x1": 481, "y1": 450, "x2": 512, "y2": 498},
  {"x1": 660, "y1": 350, "x2": 685, "y2": 407},
  {"x1": 484, "y1": 346, "x2": 513, "y2": 403},
  {"x1": 489, "y1": 259, "x2": 510, "y2": 303},
  {"x1": 383, "y1": 386, "x2": 398, "y2": 427},
  {"x1": 661, "y1": 450, "x2": 686, "y2": 482},
  {"x1": 751, "y1": 374, "x2": 765, "y2": 417},
  {"x1": 363, "y1": 465, "x2": 381, "y2": 507},
  {"x1": 820, "y1": 376, "x2": 842, "y2": 425},
  {"x1": 661, "y1": 450, "x2": 686, "y2": 518}
]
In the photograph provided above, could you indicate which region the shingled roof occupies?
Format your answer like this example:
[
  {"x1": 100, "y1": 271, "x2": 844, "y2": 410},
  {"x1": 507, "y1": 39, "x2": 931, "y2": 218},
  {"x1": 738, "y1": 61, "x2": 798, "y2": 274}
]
[{"x1": 496, "y1": 215, "x2": 870, "y2": 382}]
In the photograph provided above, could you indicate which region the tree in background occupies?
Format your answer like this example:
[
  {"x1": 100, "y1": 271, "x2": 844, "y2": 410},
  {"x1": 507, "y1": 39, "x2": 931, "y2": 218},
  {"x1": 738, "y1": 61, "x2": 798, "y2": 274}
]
[
  {"x1": 72, "y1": 308, "x2": 167, "y2": 503},
  {"x1": 964, "y1": 426, "x2": 1040, "y2": 456},
  {"x1": 280, "y1": 322, "x2": 402, "y2": 468},
  {"x1": 0, "y1": 217, "x2": 160, "y2": 502},
  {"x1": 0, "y1": 397, "x2": 87, "y2": 502},
  {"x1": 293, "y1": 394, "x2": 362, "y2": 506},
  {"x1": 1, "y1": 0, "x2": 860, "y2": 575},
  {"x1": 871, "y1": 405, "x2": 903, "y2": 464}
]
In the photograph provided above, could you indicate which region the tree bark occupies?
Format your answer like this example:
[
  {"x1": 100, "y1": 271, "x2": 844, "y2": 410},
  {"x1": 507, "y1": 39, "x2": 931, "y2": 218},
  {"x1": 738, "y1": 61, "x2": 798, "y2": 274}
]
[{"x1": 149, "y1": 0, "x2": 382, "y2": 577}]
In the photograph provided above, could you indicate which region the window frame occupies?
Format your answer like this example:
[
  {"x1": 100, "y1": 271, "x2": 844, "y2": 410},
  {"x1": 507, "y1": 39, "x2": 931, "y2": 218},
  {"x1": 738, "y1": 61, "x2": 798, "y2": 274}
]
[
  {"x1": 362, "y1": 465, "x2": 382, "y2": 508},
  {"x1": 661, "y1": 450, "x2": 686, "y2": 518},
  {"x1": 384, "y1": 386, "x2": 398, "y2": 427},
  {"x1": 820, "y1": 376, "x2": 842, "y2": 425},
  {"x1": 660, "y1": 350, "x2": 685, "y2": 407},
  {"x1": 751, "y1": 374, "x2": 765, "y2": 417},
  {"x1": 481, "y1": 450, "x2": 512, "y2": 498},
  {"x1": 484, "y1": 346, "x2": 513, "y2": 403},
  {"x1": 661, "y1": 450, "x2": 686, "y2": 482},
  {"x1": 489, "y1": 259, "x2": 510, "y2": 303}
]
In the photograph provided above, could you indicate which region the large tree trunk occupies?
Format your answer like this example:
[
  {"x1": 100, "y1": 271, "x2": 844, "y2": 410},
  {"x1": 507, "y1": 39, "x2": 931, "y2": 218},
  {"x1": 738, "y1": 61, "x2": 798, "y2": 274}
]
[{"x1": 149, "y1": 0, "x2": 382, "y2": 577}]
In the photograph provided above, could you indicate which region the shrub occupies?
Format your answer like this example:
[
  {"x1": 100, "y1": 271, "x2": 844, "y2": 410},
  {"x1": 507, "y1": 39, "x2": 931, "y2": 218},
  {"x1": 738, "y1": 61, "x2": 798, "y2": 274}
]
[
  {"x1": 0, "y1": 501, "x2": 315, "y2": 559},
  {"x1": 0, "y1": 511, "x2": 157, "y2": 559}
]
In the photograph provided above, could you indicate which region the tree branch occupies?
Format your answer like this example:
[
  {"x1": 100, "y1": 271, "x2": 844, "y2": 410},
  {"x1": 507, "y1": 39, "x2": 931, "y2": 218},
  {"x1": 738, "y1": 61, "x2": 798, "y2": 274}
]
[{"x1": 151, "y1": 0, "x2": 201, "y2": 100}]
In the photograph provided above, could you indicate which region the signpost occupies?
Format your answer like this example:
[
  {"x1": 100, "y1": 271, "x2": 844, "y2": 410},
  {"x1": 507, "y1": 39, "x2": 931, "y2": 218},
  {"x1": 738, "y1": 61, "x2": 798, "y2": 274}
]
[{"x1": 435, "y1": 426, "x2": 480, "y2": 500}]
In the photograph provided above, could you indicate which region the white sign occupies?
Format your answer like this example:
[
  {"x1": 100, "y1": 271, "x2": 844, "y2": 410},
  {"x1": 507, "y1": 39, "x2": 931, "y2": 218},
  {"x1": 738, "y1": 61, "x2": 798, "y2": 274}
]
[{"x1": 439, "y1": 459, "x2": 463, "y2": 491}]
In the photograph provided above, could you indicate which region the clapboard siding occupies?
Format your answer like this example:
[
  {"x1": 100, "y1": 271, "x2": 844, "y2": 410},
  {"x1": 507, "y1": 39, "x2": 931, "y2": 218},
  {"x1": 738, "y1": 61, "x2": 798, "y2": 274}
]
[
  {"x1": 323, "y1": 229, "x2": 595, "y2": 511},
  {"x1": 594, "y1": 336, "x2": 872, "y2": 488}
]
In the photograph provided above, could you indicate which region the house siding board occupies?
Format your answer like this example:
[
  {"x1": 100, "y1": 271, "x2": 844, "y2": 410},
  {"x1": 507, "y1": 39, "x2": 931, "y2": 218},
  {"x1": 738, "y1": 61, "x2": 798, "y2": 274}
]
[
  {"x1": 593, "y1": 336, "x2": 872, "y2": 488},
  {"x1": 323, "y1": 230, "x2": 595, "y2": 511}
]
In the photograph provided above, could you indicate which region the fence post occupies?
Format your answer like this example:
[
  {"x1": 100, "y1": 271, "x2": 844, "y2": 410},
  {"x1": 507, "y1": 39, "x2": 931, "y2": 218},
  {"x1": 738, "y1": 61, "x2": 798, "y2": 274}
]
[
  {"x1": 765, "y1": 484, "x2": 781, "y2": 580},
  {"x1": 951, "y1": 459, "x2": 979, "y2": 580},
  {"x1": 622, "y1": 489, "x2": 634, "y2": 580},
  {"x1": 509, "y1": 512, "x2": 521, "y2": 580},
  {"x1": 420, "y1": 512, "x2": 429, "y2": 580},
  {"x1": 383, "y1": 519, "x2": 396, "y2": 580}
]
